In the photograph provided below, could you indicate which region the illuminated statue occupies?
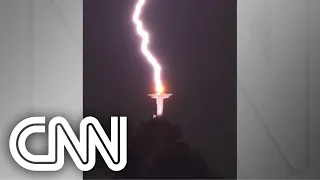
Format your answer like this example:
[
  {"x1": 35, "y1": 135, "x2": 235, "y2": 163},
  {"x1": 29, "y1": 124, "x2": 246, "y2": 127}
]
[{"x1": 148, "y1": 93, "x2": 172, "y2": 116}]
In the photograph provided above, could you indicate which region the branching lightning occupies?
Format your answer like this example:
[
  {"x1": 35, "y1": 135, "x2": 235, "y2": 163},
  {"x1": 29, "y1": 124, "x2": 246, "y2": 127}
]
[{"x1": 133, "y1": 0, "x2": 163, "y2": 94}]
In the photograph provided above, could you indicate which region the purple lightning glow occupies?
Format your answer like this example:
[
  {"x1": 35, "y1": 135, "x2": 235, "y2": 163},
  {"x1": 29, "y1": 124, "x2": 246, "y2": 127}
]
[{"x1": 132, "y1": 0, "x2": 163, "y2": 94}]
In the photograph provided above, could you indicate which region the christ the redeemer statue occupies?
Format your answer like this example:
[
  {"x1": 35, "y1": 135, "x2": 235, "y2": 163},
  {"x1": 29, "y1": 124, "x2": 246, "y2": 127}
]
[{"x1": 148, "y1": 93, "x2": 172, "y2": 116}]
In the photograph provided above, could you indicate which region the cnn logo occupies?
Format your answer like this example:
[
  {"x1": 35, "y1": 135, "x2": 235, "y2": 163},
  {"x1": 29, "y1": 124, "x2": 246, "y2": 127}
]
[{"x1": 9, "y1": 116, "x2": 127, "y2": 171}]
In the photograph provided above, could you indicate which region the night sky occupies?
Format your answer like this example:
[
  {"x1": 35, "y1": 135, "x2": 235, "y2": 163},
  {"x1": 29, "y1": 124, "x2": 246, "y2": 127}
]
[{"x1": 84, "y1": 0, "x2": 236, "y2": 178}]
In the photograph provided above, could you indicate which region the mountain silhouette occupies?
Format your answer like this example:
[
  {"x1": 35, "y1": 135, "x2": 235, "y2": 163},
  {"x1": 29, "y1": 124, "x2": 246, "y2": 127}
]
[{"x1": 113, "y1": 116, "x2": 221, "y2": 179}]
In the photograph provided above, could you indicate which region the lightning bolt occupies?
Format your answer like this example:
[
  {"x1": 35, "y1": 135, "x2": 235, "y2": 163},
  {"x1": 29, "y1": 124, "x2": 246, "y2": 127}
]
[{"x1": 133, "y1": 0, "x2": 163, "y2": 94}]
